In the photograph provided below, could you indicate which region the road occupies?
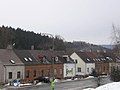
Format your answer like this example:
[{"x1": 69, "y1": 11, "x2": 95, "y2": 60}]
[{"x1": 5, "y1": 77, "x2": 112, "y2": 90}]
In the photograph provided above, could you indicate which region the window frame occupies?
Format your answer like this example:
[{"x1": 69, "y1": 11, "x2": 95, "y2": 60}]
[
  {"x1": 17, "y1": 71, "x2": 21, "y2": 79},
  {"x1": 9, "y1": 72, "x2": 12, "y2": 79}
]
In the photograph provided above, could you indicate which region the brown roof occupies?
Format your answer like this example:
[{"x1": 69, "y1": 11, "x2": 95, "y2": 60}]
[
  {"x1": 0, "y1": 49, "x2": 24, "y2": 65},
  {"x1": 29, "y1": 50, "x2": 63, "y2": 64},
  {"x1": 75, "y1": 52, "x2": 94, "y2": 63},
  {"x1": 14, "y1": 50, "x2": 40, "y2": 65}
]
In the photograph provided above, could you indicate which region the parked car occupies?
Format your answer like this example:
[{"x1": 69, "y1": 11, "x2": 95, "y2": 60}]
[{"x1": 34, "y1": 76, "x2": 50, "y2": 83}]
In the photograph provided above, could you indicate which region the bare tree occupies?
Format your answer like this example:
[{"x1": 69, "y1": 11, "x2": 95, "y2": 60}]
[
  {"x1": 112, "y1": 24, "x2": 120, "y2": 53},
  {"x1": 110, "y1": 24, "x2": 120, "y2": 82}
]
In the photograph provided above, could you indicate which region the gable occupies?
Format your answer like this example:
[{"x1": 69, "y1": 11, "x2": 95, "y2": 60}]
[
  {"x1": 0, "y1": 49, "x2": 24, "y2": 65},
  {"x1": 70, "y1": 52, "x2": 85, "y2": 64}
]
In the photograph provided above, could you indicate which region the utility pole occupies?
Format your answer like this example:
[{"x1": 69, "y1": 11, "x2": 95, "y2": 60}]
[
  {"x1": 52, "y1": 36, "x2": 55, "y2": 80},
  {"x1": 41, "y1": 33, "x2": 55, "y2": 80}
]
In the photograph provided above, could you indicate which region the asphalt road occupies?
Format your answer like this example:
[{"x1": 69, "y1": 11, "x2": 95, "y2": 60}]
[{"x1": 5, "y1": 77, "x2": 112, "y2": 90}]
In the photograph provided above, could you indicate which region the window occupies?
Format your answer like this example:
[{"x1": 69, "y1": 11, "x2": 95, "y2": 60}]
[
  {"x1": 10, "y1": 60, "x2": 15, "y2": 64},
  {"x1": 63, "y1": 57, "x2": 67, "y2": 61},
  {"x1": 54, "y1": 69, "x2": 57, "y2": 75},
  {"x1": 91, "y1": 68, "x2": 94, "y2": 72},
  {"x1": 33, "y1": 70, "x2": 36, "y2": 77},
  {"x1": 24, "y1": 58, "x2": 28, "y2": 61},
  {"x1": 47, "y1": 69, "x2": 50, "y2": 77},
  {"x1": 87, "y1": 58, "x2": 90, "y2": 61},
  {"x1": 28, "y1": 58, "x2": 32, "y2": 61},
  {"x1": 78, "y1": 67, "x2": 81, "y2": 72},
  {"x1": 55, "y1": 57, "x2": 59, "y2": 62},
  {"x1": 87, "y1": 68, "x2": 89, "y2": 72},
  {"x1": 9, "y1": 72, "x2": 12, "y2": 79},
  {"x1": 60, "y1": 69, "x2": 62, "y2": 75},
  {"x1": 104, "y1": 66, "x2": 106, "y2": 71},
  {"x1": 75, "y1": 60, "x2": 78, "y2": 63},
  {"x1": 26, "y1": 70, "x2": 30, "y2": 78},
  {"x1": 41, "y1": 70, "x2": 44, "y2": 77},
  {"x1": 17, "y1": 71, "x2": 21, "y2": 79}
]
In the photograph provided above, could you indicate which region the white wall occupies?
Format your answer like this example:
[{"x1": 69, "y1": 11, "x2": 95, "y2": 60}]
[
  {"x1": 70, "y1": 52, "x2": 86, "y2": 75},
  {"x1": 0, "y1": 63, "x2": 4, "y2": 83},
  {"x1": 86, "y1": 63, "x2": 95, "y2": 75},
  {"x1": 5, "y1": 65, "x2": 25, "y2": 83},
  {"x1": 63, "y1": 63, "x2": 75, "y2": 78}
]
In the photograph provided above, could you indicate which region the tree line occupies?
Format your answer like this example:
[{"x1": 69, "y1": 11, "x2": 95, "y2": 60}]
[{"x1": 0, "y1": 26, "x2": 66, "y2": 50}]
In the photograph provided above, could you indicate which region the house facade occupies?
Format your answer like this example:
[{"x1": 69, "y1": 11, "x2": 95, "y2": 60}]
[
  {"x1": 0, "y1": 47, "x2": 25, "y2": 83},
  {"x1": 29, "y1": 50, "x2": 64, "y2": 79},
  {"x1": 62, "y1": 55, "x2": 75, "y2": 78},
  {"x1": 15, "y1": 50, "x2": 64, "y2": 82},
  {"x1": 0, "y1": 61, "x2": 4, "y2": 83},
  {"x1": 94, "y1": 52, "x2": 110, "y2": 75},
  {"x1": 63, "y1": 64, "x2": 75, "y2": 78},
  {"x1": 0, "y1": 46, "x2": 116, "y2": 84},
  {"x1": 14, "y1": 50, "x2": 40, "y2": 82},
  {"x1": 70, "y1": 52, "x2": 95, "y2": 76}
]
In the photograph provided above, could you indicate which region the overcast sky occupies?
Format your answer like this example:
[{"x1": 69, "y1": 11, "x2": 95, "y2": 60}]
[{"x1": 0, "y1": 0, "x2": 120, "y2": 45}]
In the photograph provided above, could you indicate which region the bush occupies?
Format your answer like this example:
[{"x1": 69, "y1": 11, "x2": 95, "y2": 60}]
[
  {"x1": 0, "y1": 82, "x2": 4, "y2": 89},
  {"x1": 91, "y1": 69, "x2": 98, "y2": 77},
  {"x1": 110, "y1": 68, "x2": 120, "y2": 82}
]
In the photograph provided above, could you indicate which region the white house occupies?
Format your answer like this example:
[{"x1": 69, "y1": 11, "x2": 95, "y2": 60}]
[
  {"x1": 61, "y1": 55, "x2": 76, "y2": 78},
  {"x1": 63, "y1": 63, "x2": 75, "y2": 78},
  {"x1": 0, "y1": 46, "x2": 25, "y2": 83},
  {"x1": 70, "y1": 52, "x2": 95, "y2": 76}
]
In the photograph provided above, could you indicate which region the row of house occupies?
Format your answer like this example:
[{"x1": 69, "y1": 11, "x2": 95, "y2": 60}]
[
  {"x1": 0, "y1": 45, "x2": 76, "y2": 83},
  {"x1": 0, "y1": 45, "x2": 119, "y2": 84}
]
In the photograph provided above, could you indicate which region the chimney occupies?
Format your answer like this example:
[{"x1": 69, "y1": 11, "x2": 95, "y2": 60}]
[
  {"x1": 97, "y1": 50, "x2": 100, "y2": 53},
  {"x1": 103, "y1": 50, "x2": 106, "y2": 53},
  {"x1": 89, "y1": 49, "x2": 92, "y2": 52},
  {"x1": 31, "y1": 45, "x2": 34, "y2": 50},
  {"x1": 7, "y1": 45, "x2": 13, "y2": 50}
]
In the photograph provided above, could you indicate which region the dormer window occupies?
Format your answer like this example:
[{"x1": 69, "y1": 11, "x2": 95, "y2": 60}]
[
  {"x1": 67, "y1": 58, "x2": 70, "y2": 62},
  {"x1": 63, "y1": 57, "x2": 67, "y2": 61},
  {"x1": 24, "y1": 58, "x2": 28, "y2": 61},
  {"x1": 55, "y1": 57, "x2": 59, "y2": 62},
  {"x1": 38, "y1": 54, "x2": 43, "y2": 61},
  {"x1": 102, "y1": 58, "x2": 104, "y2": 61},
  {"x1": 28, "y1": 57, "x2": 32, "y2": 61},
  {"x1": 106, "y1": 57, "x2": 112, "y2": 60},
  {"x1": 10, "y1": 60, "x2": 15, "y2": 64},
  {"x1": 98, "y1": 59, "x2": 100, "y2": 61},
  {"x1": 87, "y1": 58, "x2": 90, "y2": 61}
]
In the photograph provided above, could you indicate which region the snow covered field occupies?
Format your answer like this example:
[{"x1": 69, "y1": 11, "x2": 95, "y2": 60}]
[{"x1": 84, "y1": 82, "x2": 120, "y2": 90}]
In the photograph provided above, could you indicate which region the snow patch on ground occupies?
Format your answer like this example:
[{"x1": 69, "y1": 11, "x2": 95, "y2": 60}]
[
  {"x1": 19, "y1": 83, "x2": 32, "y2": 87},
  {"x1": 83, "y1": 82, "x2": 120, "y2": 90},
  {"x1": 83, "y1": 88, "x2": 95, "y2": 90},
  {"x1": 74, "y1": 78, "x2": 79, "y2": 80},
  {"x1": 36, "y1": 82, "x2": 42, "y2": 85},
  {"x1": 85, "y1": 76, "x2": 94, "y2": 79},
  {"x1": 96, "y1": 82, "x2": 120, "y2": 90},
  {"x1": 4, "y1": 83, "x2": 10, "y2": 86},
  {"x1": 54, "y1": 79, "x2": 60, "y2": 82}
]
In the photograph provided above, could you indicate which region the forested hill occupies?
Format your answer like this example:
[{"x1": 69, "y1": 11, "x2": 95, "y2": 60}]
[
  {"x1": 0, "y1": 26, "x2": 110, "y2": 52},
  {"x1": 0, "y1": 26, "x2": 66, "y2": 50},
  {"x1": 65, "y1": 41, "x2": 110, "y2": 52}
]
